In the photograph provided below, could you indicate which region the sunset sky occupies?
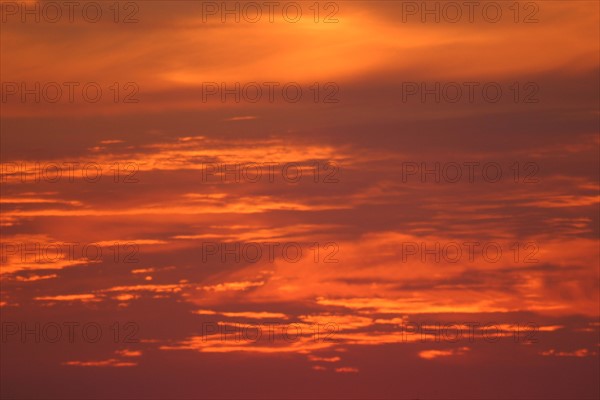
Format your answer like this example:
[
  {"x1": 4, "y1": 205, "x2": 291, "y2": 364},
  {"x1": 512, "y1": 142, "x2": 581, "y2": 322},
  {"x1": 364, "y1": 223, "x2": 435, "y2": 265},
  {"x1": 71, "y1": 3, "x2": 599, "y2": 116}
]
[{"x1": 1, "y1": 1, "x2": 599, "y2": 399}]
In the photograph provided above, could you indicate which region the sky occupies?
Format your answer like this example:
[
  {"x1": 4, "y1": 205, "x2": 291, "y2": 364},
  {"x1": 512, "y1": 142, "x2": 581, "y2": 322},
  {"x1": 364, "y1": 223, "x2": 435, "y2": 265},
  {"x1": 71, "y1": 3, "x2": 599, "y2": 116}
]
[{"x1": 1, "y1": 1, "x2": 599, "y2": 399}]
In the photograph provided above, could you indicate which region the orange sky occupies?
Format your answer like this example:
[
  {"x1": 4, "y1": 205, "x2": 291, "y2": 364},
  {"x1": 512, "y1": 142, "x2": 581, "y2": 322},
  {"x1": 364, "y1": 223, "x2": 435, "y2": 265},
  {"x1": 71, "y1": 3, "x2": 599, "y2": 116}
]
[{"x1": 1, "y1": 1, "x2": 599, "y2": 398}]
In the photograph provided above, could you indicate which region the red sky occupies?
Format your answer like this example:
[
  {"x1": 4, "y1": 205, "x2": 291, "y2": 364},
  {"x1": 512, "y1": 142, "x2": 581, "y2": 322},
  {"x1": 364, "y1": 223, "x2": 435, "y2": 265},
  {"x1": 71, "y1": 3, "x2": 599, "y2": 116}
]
[{"x1": 1, "y1": 1, "x2": 599, "y2": 399}]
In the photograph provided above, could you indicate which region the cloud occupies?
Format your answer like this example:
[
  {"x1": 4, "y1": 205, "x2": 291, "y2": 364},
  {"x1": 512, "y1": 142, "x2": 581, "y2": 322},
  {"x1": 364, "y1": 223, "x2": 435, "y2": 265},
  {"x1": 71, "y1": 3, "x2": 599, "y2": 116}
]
[{"x1": 419, "y1": 347, "x2": 470, "y2": 360}]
